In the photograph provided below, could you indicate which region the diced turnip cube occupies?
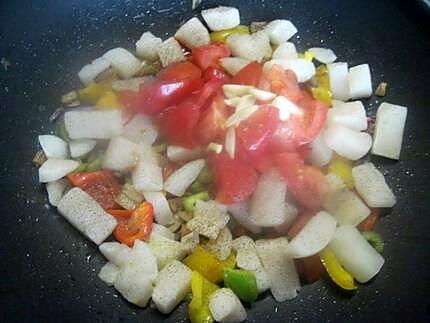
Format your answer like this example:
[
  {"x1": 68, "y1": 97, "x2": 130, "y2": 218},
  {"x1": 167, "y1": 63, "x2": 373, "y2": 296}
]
[
  {"x1": 352, "y1": 163, "x2": 396, "y2": 208},
  {"x1": 38, "y1": 135, "x2": 68, "y2": 159},
  {"x1": 263, "y1": 59, "x2": 315, "y2": 82},
  {"x1": 226, "y1": 33, "x2": 271, "y2": 62},
  {"x1": 166, "y1": 145, "x2": 204, "y2": 163},
  {"x1": 150, "y1": 223, "x2": 175, "y2": 240},
  {"x1": 64, "y1": 110, "x2": 123, "y2": 139},
  {"x1": 249, "y1": 169, "x2": 287, "y2": 227},
  {"x1": 329, "y1": 225, "x2": 385, "y2": 283},
  {"x1": 327, "y1": 62, "x2": 350, "y2": 100},
  {"x1": 327, "y1": 100, "x2": 368, "y2": 131},
  {"x1": 103, "y1": 48, "x2": 141, "y2": 79},
  {"x1": 132, "y1": 146, "x2": 163, "y2": 192},
  {"x1": 264, "y1": 19, "x2": 297, "y2": 45},
  {"x1": 148, "y1": 233, "x2": 188, "y2": 269},
  {"x1": 103, "y1": 136, "x2": 140, "y2": 172},
  {"x1": 99, "y1": 242, "x2": 132, "y2": 267},
  {"x1": 187, "y1": 200, "x2": 230, "y2": 239},
  {"x1": 152, "y1": 260, "x2": 192, "y2": 314},
  {"x1": 348, "y1": 64, "x2": 372, "y2": 99},
  {"x1": 157, "y1": 37, "x2": 185, "y2": 67},
  {"x1": 308, "y1": 132, "x2": 333, "y2": 167},
  {"x1": 69, "y1": 139, "x2": 96, "y2": 158},
  {"x1": 142, "y1": 191, "x2": 173, "y2": 226},
  {"x1": 323, "y1": 124, "x2": 372, "y2": 160},
  {"x1": 309, "y1": 47, "x2": 337, "y2": 64},
  {"x1": 272, "y1": 42, "x2": 298, "y2": 59},
  {"x1": 136, "y1": 32, "x2": 162, "y2": 61},
  {"x1": 181, "y1": 231, "x2": 200, "y2": 253},
  {"x1": 46, "y1": 178, "x2": 70, "y2": 207},
  {"x1": 123, "y1": 114, "x2": 158, "y2": 145},
  {"x1": 114, "y1": 262, "x2": 154, "y2": 307},
  {"x1": 202, "y1": 6, "x2": 240, "y2": 31},
  {"x1": 256, "y1": 238, "x2": 300, "y2": 301},
  {"x1": 372, "y1": 102, "x2": 407, "y2": 160},
  {"x1": 209, "y1": 288, "x2": 247, "y2": 323},
  {"x1": 98, "y1": 262, "x2": 119, "y2": 286},
  {"x1": 39, "y1": 159, "x2": 79, "y2": 183},
  {"x1": 130, "y1": 240, "x2": 159, "y2": 281},
  {"x1": 164, "y1": 159, "x2": 205, "y2": 196},
  {"x1": 205, "y1": 227, "x2": 232, "y2": 261},
  {"x1": 286, "y1": 211, "x2": 337, "y2": 258},
  {"x1": 57, "y1": 188, "x2": 117, "y2": 245},
  {"x1": 227, "y1": 202, "x2": 262, "y2": 234},
  {"x1": 220, "y1": 57, "x2": 252, "y2": 76},
  {"x1": 175, "y1": 17, "x2": 210, "y2": 49},
  {"x1": 323, "y1": 187, "x2": 370, "y2": 226},
  {"x1": 78, "y1": 57, "x2": 111, "y2": 85}
]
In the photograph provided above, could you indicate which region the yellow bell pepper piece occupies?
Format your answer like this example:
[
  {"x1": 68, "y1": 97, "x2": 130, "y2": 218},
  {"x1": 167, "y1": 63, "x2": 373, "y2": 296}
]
[
  {"x1": 315, "y1": 64, "x2": 330, "y2": 89},
  {"x1": 310, "y1": 64, "x2": 332, "y2": 105},
  {"x1": 95, "y1": 90, "x2": 123, "y2": 110},
  {"x1": 78, "y1": 82, "x2": 112, "y2": 104},
  {"x1": 210, "y1": 25, "x2": 250, "y2": 43},
  {"x1": 188, "y1": 271, "x2": 219, "y2": 323},
  {"x1": 326, "y1": 154, "x2": 354, "y2": 189},
  {"x1": 311, "y1": 87, "x2": 332, "y2": 106},
  {"x1": 298, "y1": 50, "x2": 314, "y2": 62},
  {"x1": 183, "y1": 246, "x2": 236, "y2": 283},
  {"x1": 320, "y1": 248, "x2": 357, "y2": 290}
]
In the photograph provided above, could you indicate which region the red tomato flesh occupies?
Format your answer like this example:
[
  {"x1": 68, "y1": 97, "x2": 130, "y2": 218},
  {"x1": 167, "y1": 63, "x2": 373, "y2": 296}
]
[
  {"x1": 232, "y1": 61, "x2": 264, "y2": 87},
  {"x1": 192, "y1": 43, "x2": 231, "y2": 71}
]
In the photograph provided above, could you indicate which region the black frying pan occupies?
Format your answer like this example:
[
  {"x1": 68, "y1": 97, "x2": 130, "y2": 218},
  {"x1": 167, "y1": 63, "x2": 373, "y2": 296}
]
[{"x1": 1, "y1": 0, "x2": 430, "y2": 321}]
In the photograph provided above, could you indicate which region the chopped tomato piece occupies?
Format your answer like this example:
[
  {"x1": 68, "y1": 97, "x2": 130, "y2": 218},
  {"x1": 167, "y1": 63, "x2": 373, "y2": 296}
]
[
  {"x1": 203, "y1": 66, "x2": 231, "y2": 83},
  {"x1": 287, "y1": 211, "x2": 315, "y2": 240},
  {"x1": 192, "y1": 43, "x2": 231, "y2": 71},
  {"x1": 276, "y1": 153, "x2": 328, "y2": 210},
  {"x1": 236, "y1": 105, "x2": 280, "y2": 155},
  {"x1": 295, "y1": 255, "x2": 324, "y2": 284},
  {"x1": 195, "y1": 95, "x2": 230, "y2": 145},
  {"x1": 113, "y1": 202, "x2": 154, "y2": 247},
  {"x1": 232, "y1": 61, "x2": 263, "y2": 87},
  {"x1": 265, "y1": 64, "x2": 303, "y2": 103},
  {"x1": 158, "y1": 100, "x2": 201, "y2": 148},
  {"x1": 67, "y1": 171, "x2": 120, "y2": 210},
  {"x1": 358, "y1": 208, "x2": 381, "y2": 231},
  {"x1": 158, "y1": 61, "x2": 202, "y2": 82},
  {"x1": 210, "y1": 153, "x2": 258, "y2": 204}
]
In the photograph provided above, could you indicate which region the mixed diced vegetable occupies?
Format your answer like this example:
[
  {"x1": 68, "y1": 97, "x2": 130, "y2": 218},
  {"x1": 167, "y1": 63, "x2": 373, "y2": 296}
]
[{"x1": 35, "y1": 4, "x2": 408, "y2": 322}]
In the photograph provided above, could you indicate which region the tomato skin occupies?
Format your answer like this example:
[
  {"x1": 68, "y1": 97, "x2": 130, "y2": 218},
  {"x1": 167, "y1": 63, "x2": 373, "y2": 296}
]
[
  {"x1": 67, "y1": 171, "x2": 120, "y2": 210},
  {"x1": 265, "y1": 64, "x2": 303, "y2": 103},
  {"x1": 195, "y1": 95, "x2": 230, "y2": 145},
  {"x1": 232, "y1": 61, "x2": 263, "y2": 87},
  {"x1": 203, "y1": 66, "x2": 231, "y2": 83},
  {"x1": 158, "y1": 61, "x2": 202, "y2": 82},
  {"x1": 158, "y1": 100, "x2": 201, "y2": 148},
  {"x1": 192, "y1": 43, "x2": 231, "y2": 71},
  {"x1": 210, "y1": 153, "x2": 258, "y2": 204},
  {"x1": 236, "y1": 105, "x2": 280, "y2": 155},
  {"x1": 287, "y1": 211, "x2": 315, "y2": 240},
  {"x1": 276, "y1": 153, "x2": 328, "y2": 210},
  {"x1": 358, "y1": 208, "x2": 381, "y2": 231},
  {"x1": 295, "y1": 255, "x2": 324, "y2": 284}
]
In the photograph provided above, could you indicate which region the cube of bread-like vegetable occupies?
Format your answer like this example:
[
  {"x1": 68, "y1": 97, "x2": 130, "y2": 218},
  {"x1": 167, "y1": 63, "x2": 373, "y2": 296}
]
[
  {"x1": 226, "y1": 32, "x2": 271, "y2": 62},
  {"x1": 202, "y1": 6, "x2": 240, "y2": 31},
  {"x1": 209, "y1": 288, "x2": 247, "y2": 323},
  {"x1": 175, "y1": 17, "x2": 210, "y2": 49},
  {"x1": 136, "y1": 31, "x2": 162, "y2": 61},
  {"x1": 78, "y1": 57, "x2": 111, "y2": 85},
  {"x1": 103, "y1": 48, "x2": 141, "y2": 79},
  {"x1": 157, "y1": 37, "x2": 185, "y2": 67},
  {"x1": 220, "y1": 57, "x2": 251, "y2": 76}
]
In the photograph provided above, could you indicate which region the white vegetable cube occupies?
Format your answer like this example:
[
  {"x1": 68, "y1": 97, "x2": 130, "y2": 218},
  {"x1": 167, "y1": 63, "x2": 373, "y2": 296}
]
[
  {"x1": 264, "y1": 19, "x2": 298, "y2": 45},
  {"x1": 164, "y1": 159, "x2": 206, "y2": 196},
  {"x1": 327, "y1": 62, "x2": 350, "y2": 100},
  {"x1": 123, "y1": 114, "x2": 158, "y2": 145},
  {"x1": 187, "y1": 200, "x2": 230, "y2": 239},
  {"x1": 103, "y1": 48, "x2": 141, "y2": 79},
  {"x1": 149, "y1": 234, "x2": 188, "y2": 269},
  {"x1": 39, "y1": 159, "x2": 79, "y2": 183},
  {"x1": 46, "y1": 178, "x2": 70, "y2": 207},
  {"x1": 220, "y1": 57, "x2": 252, "y2": 76},
  {"x1": 372, "y1": 102, "x2": 407, "y2": 160},
  {"x1": 327, "y1": 100, "x2": 368, "y2": 131},
  {"x1": 181, "y1": 231, "x2": 200, "y2": 253},
  {"x1": 309, "y1": 47, "x2": 337, "y2": 64},
  {"x1": 209, "y1": 288, "x2": 247, "y2": 323},
  {"x1": 57, "y1": 188, "x2": 117, "y2": 245},
  {"x1": 348, "y1": 64, "x2": 372, "y2": 99},
  {"x1": 136, "y1": 32, "x2": 162, "y2": 61},
  {"x1": 78, "y1": 57, "x2": 111, "y2": 85},
  {"x1": 130, "y1": 240, "x2": 159, "y2": 281},
  {"x1": 323, "y1": 124, "x2": 372, "y2": 160},
  {"x1": 226, "y1": 33, "x2": 271, "y2": 63},
  {"x1": 205, "y1": 227, "x2": 233, "y2": 261},
  {"x1": 64, "y1": 110, "x2": 123, "y2": 140},
  {"x1": 175, "y1": 17, "x2": 210, "y2": 49},
  {"x1": 69, "y1": 139, "x2": 96, "y2": 158},
  {"x1": 114, "y1": 262, "x2": 154, "y2": 307},
  {"x1": 157, "y1": 37, "x2": 185, "y2": 67},
  {"x1": 286, "y1": 211, "x2": 337, "y2": 258},
  {"x1": 99, "y1": 242, "x2": 132, "y2": 267},
  {"x1": 329, "y1": 225, "x2": 385, "y2": 283},
  {"x1": 142, "y1": 191, "x2": 173, "y2": 226},
  {"x1": 166, "y1": 145, "x2": 204, "y2": 163},
  {"x1": 202, "y1": 6, "x2": 240, "y2": 31},
  {"x1": 150, "y1": 223, "x2": 175, "y2": 240},
  {"x1": 227, "y1": 202, "x2": 262, "y2": 234},
  {"x1": 352, "y1": 163, "x2": 396, "y2": 208},
  {"x1": 103, "y1": 136, "x2": 140, "y2": 172},
  {"x1": 263, "y1": 59, "x2": 315, "y2": 83},
  {"x1": 152, "y1": 260, "x2": 192, "y2": 314},
  {"x1": 98, "y1": 262, "x2": 119, "y2": 286},
  {"x1": 308, "y1": 132, "x2": 333, "y2": 167},
  {"x1": 272, "y1": 42, "x2": 298, "y2": 59},
  {"x1": 132, "y1": 145, "x2": 163, "y2": 192},
  {"x1": 249, "y1": 169, "x2": 287, "y2": 227},
  {"x1": 38, "y1": 135, "x2": 68, "y2": 159}
]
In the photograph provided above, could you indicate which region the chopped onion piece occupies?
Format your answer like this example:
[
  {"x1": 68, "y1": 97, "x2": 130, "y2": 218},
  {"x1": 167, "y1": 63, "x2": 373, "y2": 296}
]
[
  {"x1": 235, "y1": 94, "x2": 256, "y2": 112},
  {"x1": 271, "y1": 96, "x2": 302, "y2": 121},
  {"x1": 69, "y1": 139, "x2": 96, "y2": 158},
  {"x1": 209, "y1": 288, "x2": 247, "y2": 323},
  {"x1": 98, "y1": 262, "x2": 119, "y2": 286},
  {"x1": 201, "y1": 6, "x2": 240, "y2": 31},
  {"x1": 348, "y1": 64, "x2": 372, "y2": 99},
  {"x1": 372, "y1": 102, "x2": 407, "y2": 160},
  {"x1": 103, "y1": 136, "x2": 140, "y2": 172},
  {"x1": 226, "y1": 33, "x2": 271, "y2": 62},
  {"x1": 227, "y1": 202, "x2": 262, "y2": 234},
  {"x1": 142, "y1": 191, "x2": 173, "y2": 226},
  {"x1": 327, "y1": 62, "x2": 350, "y2": 100},
  {"x1": 327, "y1": 100, "x2": 368, "y2": 131},
  {"x1": 309, "y1": 47, "x2": 337, "y2": 64},
  {"x1": 39, "y1": 159, "x2": 79, "y2": 183},
  {"x1": 46, "y1": 178, "x2": 70, "y2": 207},
  {"x1": 103, "y1": 48, "x2": 141, "y2": 79},
  {"x1": 207, "y1": 142, "x2": 223, "y2": 154},
  {"x1": 78, "y1": 57, "x2": 110, "y2": 85},
  {"x1": 224, "y1": 105, "x2": 258, "y2": 128},
  {"x1": 132, "y1": 145, "x2": 163, "y2": 192},
  {"x1": 308, "y1": 132, "x2": 333, "y2": 167},
  {"x1": 263, "y1": 59, "x2": 315, "y2": 83},
  {"x1": 249, "y1": 88, "x2": 276, "y2": 101},
  {"x1": 122, "y1": 114, "x2": 158, "y2": 145},
  {"x1": 167, "y1": 145, "x2": 204, "y2": 163},
  {"x1": 263, "y1": 20, "x2": 298, "y2": 44},
  {"x1": 38, "y1": 135, "x2": 68, "y2": 159},
  {"x1": 272, "y1": 42, "x2": 297, "y2": 59},
  {"x1": 164, "y1": 159, "x2": 206, "y2": 196},
  {"x1": 225, "y1": 127, "x2": 236, "y2": 159},
  {"x1": 224, "y1": 97, "x2": 241, "y2": 107},
  {"x1": 222, "y1": 84, "x2": 253, "y2": 98}
]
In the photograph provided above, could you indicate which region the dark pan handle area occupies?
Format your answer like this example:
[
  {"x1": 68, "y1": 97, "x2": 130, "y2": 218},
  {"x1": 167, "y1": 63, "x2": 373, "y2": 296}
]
[{"x1": 0, "y1": 0, "x2": 429, "y2": 322}]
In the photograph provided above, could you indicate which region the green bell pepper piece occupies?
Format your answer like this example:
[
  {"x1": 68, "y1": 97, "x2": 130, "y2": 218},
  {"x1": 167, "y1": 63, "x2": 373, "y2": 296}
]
[{"x1": 223, "y1": 268, "x2": 258, "y2": 303}]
